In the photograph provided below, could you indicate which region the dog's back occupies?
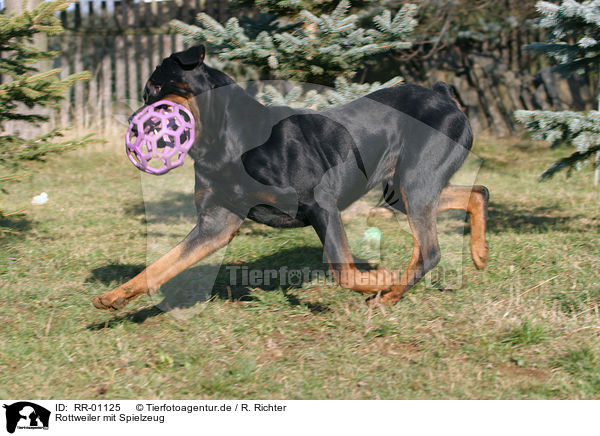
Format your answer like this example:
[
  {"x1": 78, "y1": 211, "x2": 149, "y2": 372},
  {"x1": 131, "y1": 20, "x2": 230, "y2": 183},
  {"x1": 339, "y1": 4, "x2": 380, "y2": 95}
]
[{"x1": 365, "y1": 82, "x2": 472, "y2": 149}]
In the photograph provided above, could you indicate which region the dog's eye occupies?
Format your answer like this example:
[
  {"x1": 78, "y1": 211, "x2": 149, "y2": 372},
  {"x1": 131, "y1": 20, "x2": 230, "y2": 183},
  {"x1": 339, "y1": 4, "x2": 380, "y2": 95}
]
[{"x1": 153, "y1": 84, "x2": 162, "y2": 93}]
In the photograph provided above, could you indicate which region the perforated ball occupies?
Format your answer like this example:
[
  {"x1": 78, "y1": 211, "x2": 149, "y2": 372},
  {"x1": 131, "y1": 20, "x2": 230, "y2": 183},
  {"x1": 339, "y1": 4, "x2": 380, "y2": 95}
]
[{"x1": 125, "y1": 100, "x2": 195, "y2": 175}]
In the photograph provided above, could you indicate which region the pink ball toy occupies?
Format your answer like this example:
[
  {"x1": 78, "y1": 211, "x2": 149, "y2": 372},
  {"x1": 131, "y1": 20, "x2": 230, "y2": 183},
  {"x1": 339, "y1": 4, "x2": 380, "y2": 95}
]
[{"x1": 125, "y1": 99, "x2": 195, "y2": 175}]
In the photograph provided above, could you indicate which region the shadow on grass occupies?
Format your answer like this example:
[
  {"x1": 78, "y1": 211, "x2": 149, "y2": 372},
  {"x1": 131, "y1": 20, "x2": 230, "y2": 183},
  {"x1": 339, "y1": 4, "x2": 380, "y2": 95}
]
[
  {"x1": 86, "y1": 306, "x2": 164, "y2": 330},
  {"x1": 122, "y1": 188, "x2": 591, "y2": 237},
  {"x1": 86, "y1": 246, "x2": 335, "y2": 330},
  {"x1": 0, "y1": 214, "x2": 33, "y2": 241},
  {"x1": 441, "y1": 201, "x2": 592, "y2": 236},
  {"x1": 123, "y1": 192, "x2": 193, "y2": 225},
  {"x1": 86, "y1": 263, "x2": 145, "y2": 285},
  {"x1": 89, "y1": 193, "x2": 587, "y2": 329},
  {"x1": 486, "y1": 201, "x2": 592, "y2": 234}
]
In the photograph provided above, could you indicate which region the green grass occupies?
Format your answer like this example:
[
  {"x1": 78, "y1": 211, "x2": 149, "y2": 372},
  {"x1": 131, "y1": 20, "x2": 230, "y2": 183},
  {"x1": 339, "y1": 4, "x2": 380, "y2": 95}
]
[
  {"x1": 554, "y1": 346, "x2": 600, "y2": 397},
  {"x1": 1, "y1": 134, "x2": 599, "y2": 399},
  {"x1": 500, "y1": 320, "x2": 547, "y2": 346}
]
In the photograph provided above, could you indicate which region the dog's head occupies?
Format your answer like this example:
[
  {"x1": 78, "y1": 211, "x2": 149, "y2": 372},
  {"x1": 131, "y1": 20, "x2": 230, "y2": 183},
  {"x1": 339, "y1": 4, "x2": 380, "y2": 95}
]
[
  {"x1": 143, "y1": 44, "x2": 206, "y2": 107},
  {"x1": 128, "y1": 45, "x2": 207, "y2": 126},
  {"x1": 130, "y1": 44, "x2": 237, "y2": 143}
]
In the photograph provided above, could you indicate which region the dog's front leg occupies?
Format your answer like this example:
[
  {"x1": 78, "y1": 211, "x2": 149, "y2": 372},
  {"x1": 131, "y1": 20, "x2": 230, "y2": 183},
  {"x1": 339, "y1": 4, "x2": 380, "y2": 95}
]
[
  {"x1": 306, "y1": 205, "x2": 398, "y2": 294},
  {"x1": 92, "y1": 207, "x2": 242, "y2": 311}
]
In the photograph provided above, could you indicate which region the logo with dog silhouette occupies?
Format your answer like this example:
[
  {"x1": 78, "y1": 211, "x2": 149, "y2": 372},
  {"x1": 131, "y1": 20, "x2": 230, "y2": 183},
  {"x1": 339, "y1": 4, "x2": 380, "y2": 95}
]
[{"x1": 3, "y1": 402, "x2": 50, "y2": 433}]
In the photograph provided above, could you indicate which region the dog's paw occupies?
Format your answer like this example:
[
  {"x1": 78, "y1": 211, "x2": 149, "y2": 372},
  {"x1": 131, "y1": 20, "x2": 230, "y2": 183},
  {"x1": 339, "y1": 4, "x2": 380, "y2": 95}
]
[
  {"x1": 471, "y1": 241, "x2": 488, "y2": 270},
  {"x1": 365, "y1": 290, "x2": 400, "y2": 307},
  {"x1": 92, "y1": 290, "x2": 133, "y2": 311}
]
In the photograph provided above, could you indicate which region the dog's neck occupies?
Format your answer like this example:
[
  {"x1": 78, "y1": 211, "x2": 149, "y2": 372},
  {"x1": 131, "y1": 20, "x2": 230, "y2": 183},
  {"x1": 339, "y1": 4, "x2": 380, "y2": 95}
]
[{"x1": 189, "y1": 65, "x2": 285, "y2": 168}]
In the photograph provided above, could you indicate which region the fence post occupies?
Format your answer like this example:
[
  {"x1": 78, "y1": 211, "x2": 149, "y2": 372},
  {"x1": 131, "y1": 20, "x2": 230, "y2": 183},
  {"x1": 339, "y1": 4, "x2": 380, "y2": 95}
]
[
  {"x1": 127, "y1": 34, "x2": 139, "y2": 109},
  {"x1": 102, "y1": 36, "x2": 113, "y2": 133},
  {"x1": 58, "y1": 34, "x2": 71, "y2": 128},
  {"x1": 91, "y1": 0, "x2": 101, "y2": 29},
  {"x1": 106, "y1": 0, "x2": 116, "y2": 28},
  {"x1": 79, "y1": 0, "x2": 89, "y2": 28},
  {"x1": 115, "y1": 35, "x2": 126, "y2": 128},
  {"x1": 73, "y1": 36, "x2": 84, "y2": 132}
]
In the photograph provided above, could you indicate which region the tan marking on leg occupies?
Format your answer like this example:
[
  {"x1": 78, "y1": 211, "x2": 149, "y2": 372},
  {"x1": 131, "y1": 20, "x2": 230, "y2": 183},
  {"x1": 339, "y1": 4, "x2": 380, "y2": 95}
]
[
  {"x1": 378, "y1": 236, "x2": 422, "y2": 305},
  {"x1": 326, "y1": 188, "x2": 431, "y2": 299},
  {"x1": 325, "y1": 222, "x2": 399, "y2": 294},
  {"x1": 438, "y1": 185, "x2": 488, "y2": 269},
  {"x1": 376, "y1": 187, "x2": 440, "y2": 305},
  {"x1": 377, "y1": 194, "x2": 427, "y2": 306},
  {"x1": 92, "y1": 216, "x2": 241, "y2": 311},
  {"x1": 332, "y1": 263, "x2": 399, "y2": 294}
]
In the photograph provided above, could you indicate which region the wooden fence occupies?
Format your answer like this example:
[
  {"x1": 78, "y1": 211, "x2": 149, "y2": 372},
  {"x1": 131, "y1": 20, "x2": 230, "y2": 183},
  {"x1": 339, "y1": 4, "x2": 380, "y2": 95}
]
[
  {"x1": 5, "y1": 0, "x2": 596, "y2": 139},
  {"x1": 398, "y1": 52, "x2": 596, "y2": 137},
  {"x1": 51, "y1": 0, "x2": 228, "y2": 133},
  {"x1": 6, "y1": 0, "x2": 230, "y2": 138},
  {"x1": 59, "y1": 0, "x2": 228, "y2": 33},
  {"x1": 52, "y1": 32, "x2": 188, "y2": 133}
]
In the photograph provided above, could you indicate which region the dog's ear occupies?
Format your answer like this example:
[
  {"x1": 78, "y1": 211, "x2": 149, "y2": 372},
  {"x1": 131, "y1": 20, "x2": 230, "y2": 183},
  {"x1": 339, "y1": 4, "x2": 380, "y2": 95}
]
[{"x1": 171, "y1": 44, "x2": 205, "y2": 68}]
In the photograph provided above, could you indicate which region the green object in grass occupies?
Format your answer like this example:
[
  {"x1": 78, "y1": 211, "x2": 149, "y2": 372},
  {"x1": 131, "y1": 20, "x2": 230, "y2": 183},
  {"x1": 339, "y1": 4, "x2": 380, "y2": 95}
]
[{"x1": 363, "y1": 227, "x2": 382, "y2": 242}]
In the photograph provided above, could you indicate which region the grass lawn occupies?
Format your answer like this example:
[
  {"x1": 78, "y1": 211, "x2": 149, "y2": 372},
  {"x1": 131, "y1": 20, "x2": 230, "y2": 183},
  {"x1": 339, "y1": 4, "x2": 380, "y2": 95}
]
[{"x1": 1, "y1": 134, "x2": 599, "y2": 399}]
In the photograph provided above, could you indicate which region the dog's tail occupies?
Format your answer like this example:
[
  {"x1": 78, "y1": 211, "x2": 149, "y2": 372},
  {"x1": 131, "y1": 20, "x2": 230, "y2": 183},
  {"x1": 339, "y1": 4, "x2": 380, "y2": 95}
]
[{"x1": 432, "y1": 81, "x2": 465, "y2": 112}]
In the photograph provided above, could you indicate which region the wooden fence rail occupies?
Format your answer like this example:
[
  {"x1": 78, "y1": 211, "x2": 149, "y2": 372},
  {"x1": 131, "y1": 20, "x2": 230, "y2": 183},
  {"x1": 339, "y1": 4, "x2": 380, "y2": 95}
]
[{"x1": 52, "y1": 32, "x2": 187, "y2": 134}]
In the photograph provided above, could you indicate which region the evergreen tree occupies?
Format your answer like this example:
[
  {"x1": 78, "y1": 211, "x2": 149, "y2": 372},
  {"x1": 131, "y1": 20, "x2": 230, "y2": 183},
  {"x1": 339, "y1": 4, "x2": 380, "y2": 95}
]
[
  {"x1": 171, "y1": 0, "x2": 417, "y2": 109},
  {"x1": 514, "y1": 0, "x2": 600, "y2": 184},
  {"x1": 1, "y1": 0, "x2": 94, "y2": 217}
]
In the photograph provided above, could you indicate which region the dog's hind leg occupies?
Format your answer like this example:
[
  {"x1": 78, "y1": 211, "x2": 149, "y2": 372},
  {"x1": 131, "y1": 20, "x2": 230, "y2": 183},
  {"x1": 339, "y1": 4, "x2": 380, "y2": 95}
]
[
  {"x1": 92, "y1": 207, "x2": 242, "y2": 311},
  {"x1": 376, "y1": 191, "x2": 442, "y2": 305},
  {"x1": 437, "y1": 185, "x2": 489, "y2": 269}
]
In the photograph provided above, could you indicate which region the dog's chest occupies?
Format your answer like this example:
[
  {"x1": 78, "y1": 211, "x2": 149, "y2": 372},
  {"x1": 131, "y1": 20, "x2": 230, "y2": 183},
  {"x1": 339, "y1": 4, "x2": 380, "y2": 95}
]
[{"x1": 246, "y1": 205, "x2": 310, "y2": 228}]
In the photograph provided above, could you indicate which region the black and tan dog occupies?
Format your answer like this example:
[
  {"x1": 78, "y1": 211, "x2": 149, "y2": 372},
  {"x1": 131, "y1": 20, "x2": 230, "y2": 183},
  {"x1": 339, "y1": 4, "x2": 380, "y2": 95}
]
[{"x1": 92, "y1": 44, "x2": 488, "y2": 311}]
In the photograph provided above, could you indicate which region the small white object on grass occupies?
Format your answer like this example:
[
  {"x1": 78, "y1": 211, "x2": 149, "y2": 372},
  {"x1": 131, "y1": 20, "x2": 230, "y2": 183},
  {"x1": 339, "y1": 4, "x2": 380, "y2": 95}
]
[
  {"x1": 363, "y1": 227, "x2": 382, "y2": 242},
  {"x1": 31, "y1": 192, "x2": 48, "y2": 205}
]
